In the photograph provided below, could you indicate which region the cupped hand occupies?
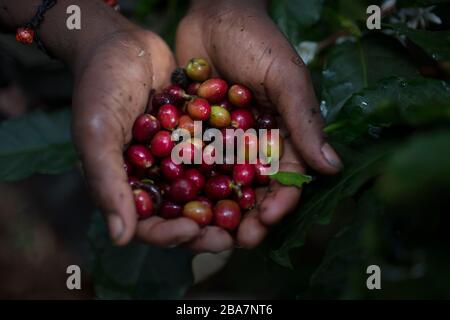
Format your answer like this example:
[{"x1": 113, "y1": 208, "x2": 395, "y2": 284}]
[
  {"x1": 175, "y1": 0, "x2": 342, "y2": 251},
  {"x1": 72, "y1": 29, "x2": 202, "y2": 247}
]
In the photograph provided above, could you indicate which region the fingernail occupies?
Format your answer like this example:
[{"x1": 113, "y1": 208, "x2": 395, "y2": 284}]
[
  {"x1": 108, "y1": 215, "x2": 124, "y2": 241},
  {"x1": 321, "y1": 143, "x2": 343, "y2": 170}
]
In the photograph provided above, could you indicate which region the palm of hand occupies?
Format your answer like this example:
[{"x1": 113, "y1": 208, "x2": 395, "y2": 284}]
[
  {"x1": 71, "y1": 31, "x2": 206, "y2": 247},
  {"x1": 173, "y1": 12, "x2": 309, "y2": 251}
]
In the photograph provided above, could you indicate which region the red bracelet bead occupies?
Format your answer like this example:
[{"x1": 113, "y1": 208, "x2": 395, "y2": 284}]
[
  {"x1": 104, "y1": 0, "x2": 118, "y2": 7},
  {"x1": 16, "y1": 27, "x2": 35, "y2": 45}
]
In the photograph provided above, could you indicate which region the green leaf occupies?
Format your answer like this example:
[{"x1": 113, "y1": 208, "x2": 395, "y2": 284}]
[
  {"x1": 88, "y1": 212, "x2": 194, "y2": 299},
  {"x1": 322, "y1": 36, "x2": 419, "y2": 122},
  {"x1": 0, "y1": 109, "x2": 77, "y2": 181},
  {"x1": 378, "y1": 129, "x2": 450, "y2": 203},
  {"x1": 327, "y1": 77, "x2": 450, "y2": 142},
  {"x1": 268, "y1": 142, "x2": 396, "y2": 267},
  {"x1": 270, "y1": 0, "x2": 325, "y2": 44},
  {"x1": 270, "y1": 172, "x2": 313, "y2": 188},
  {"x1": 386, "y1": 24, "x2": 450, "y2": 61},
  {"x1": 310, "y1": 190, "x2": 382, "y2": 298}
]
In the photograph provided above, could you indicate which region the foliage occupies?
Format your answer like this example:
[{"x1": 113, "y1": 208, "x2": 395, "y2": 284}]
[
  {"x1": 88, "y1": 212, "x2": 194, "y2": 299},
  {"x1": 0, "y1": 109, "x2": 76, "y2": 181},
  {"x1": 1, "y1": 0, "x2": 450, "y2": 299}
]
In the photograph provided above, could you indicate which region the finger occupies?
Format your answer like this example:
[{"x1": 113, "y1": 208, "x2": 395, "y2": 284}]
[
  {"x1": 73, "y1": 117, "x2": 137, "y2": 246},
  {"x1": 258, "y1": 161, "x2": 303, "y2": 226},
  {"x1": 184, "y1": 226, "x2": 234, "y2": 253},
  {"x1": 137, "y1": 216, "x2": 200, "y2": 247},
  {"x1": 266, "y1": 56, "x2": 343, "y2": 175},
  {"x1": 236, "y1": 187, "x2": 268, "y2": 249},
  {"x1": 175, "y1": 15, "x2": 211, "y2": 67}
]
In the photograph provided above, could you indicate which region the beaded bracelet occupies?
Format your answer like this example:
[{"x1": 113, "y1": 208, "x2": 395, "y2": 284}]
[
  {"x1": 16, "y1": 0, "x2": 120, "y2": 53},
  {"x1": 16, "y1": 0, "x2": 57, "y2": 52}
]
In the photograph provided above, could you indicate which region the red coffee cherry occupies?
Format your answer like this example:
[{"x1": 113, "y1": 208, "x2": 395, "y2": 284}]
[
  {"x1": 150, "y1": 131, "x2": 174, "y2": 158},
  {"x1": 160, "y1": 157, "x2": 184, "y2": 181},
  {"x1": 159, "y1": 200, "x2": 182, "y2": 219},
  {"x1": 214, "y1": 200, "x2": 241, "y2": 231},
  {"x1": 132, "y1": 114, "x2": 160, "y2": 142},
  {"x1": 157, "y1": 104, "x2": 180, "y2": 130},
  {"x1": 163, "y1": 84, "x2": 189, "y2": 105},
  {"x1": 205, "y1": 175, "x2": 233, "y2": 201},
  {"x1": 133, "y1": 189, "x2": 154, "y2": 219},
  {"x1": 233, "y1": 164, "x2": 255, "y2": 187},
  {"x1": 198, "y1": 78, "x2": 228, "y2": 103},
  {"x1": 236, "y1": 187, "x2": 256, "y2": 210},
  {"x1": 151, "y1": 93, "x2": 174, "y2": 110},
  {"x1": 254, "y1": 160, "x2": 271, "y2": 185},
  {"x1": 187, "y1": 98, "x2": 211, "y2": 121},
  {"x1": 231, "y1": 109, "x2": 255, "y2": 131},
  {"x1": 186, "y1": 82, "x2": 201, "y2": 95},
  {"x1": 178, "y1": 115, "x2": 195, "y2": 136},
  {"x1": 169, "y1": 178, "x2": 198, "y2": 204},
  {"x1": 184, "y1": 168, "x2": 206, "y2": 193},
  {"x1": 16, "y1": 27, "x2": 34, "y2": 44},
  {"x1": 197, "y1": 196, "x2": 213, "y2": 209},
  {"x1": 126, "y1": 145, "x2": 154, "y2": 170}
]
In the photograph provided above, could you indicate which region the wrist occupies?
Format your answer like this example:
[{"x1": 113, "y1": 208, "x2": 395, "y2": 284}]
[{"x1": 0, "y1": 0, "x2": 135, "y2": 68}]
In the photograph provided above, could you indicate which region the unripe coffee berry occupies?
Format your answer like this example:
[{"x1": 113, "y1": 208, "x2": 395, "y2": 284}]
[
  {"x1": 210, "y1": 106, "x2": 231, "y2": 128},
  {"x1": 228, "y1": 84, "x2": 252, "y2": 107},
  {"x1": 183, "y1": 201, "x2": 213, "y2": 227},
  {"x1": 186, "y1": 58, "x2": 211, "y2": 82}
]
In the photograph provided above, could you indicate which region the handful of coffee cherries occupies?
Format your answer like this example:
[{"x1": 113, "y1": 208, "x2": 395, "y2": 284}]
[{"x1": 124, "y1": 58, "x2": 283, "y2": 232}]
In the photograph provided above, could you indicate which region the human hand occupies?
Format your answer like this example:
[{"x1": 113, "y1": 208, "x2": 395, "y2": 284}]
[
  {"x1": 71, "y1": 26, "x2": 211, "y2": 247},
  {"x1": 175, "y1": 0, "x2": 342, "y2": 250}
]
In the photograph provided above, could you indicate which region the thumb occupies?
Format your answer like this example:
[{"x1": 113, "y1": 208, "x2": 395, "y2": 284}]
[
  {"x1": 73, "y1": 113, "x2": 137, "y2": 246},
  {"x1": 267, "y1": 58, "x2": 343, "y2": 175}
]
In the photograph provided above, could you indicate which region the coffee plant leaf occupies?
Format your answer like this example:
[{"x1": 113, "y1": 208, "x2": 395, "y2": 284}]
[
  {"x1": 328, "y1": 77, "x2": 450, "y2": 143},
  {"x1": 270, "y1": 172, "x2": 313, "y2": 188},
  {"x1": 377, "y1": 129, "x2": 450, "y2": 203},
  {"x1": 0, "y1": 109, "x2": 77, "y2": 181},
  {"x1": 322, "y1": 36, "x2": 418, "y2": 122},
  {"x1": 270, "y1": 0, "x2": 325, "y2": 44},
  {"x1": 387, "y1": 24, "x2": 450, "y2": 61},
  {"x1": 88, "y1": 212, "x2": 194, "y2": 299},
  {"x1": 268, "y1": 141, "x2": 396, "y2": 267}
]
